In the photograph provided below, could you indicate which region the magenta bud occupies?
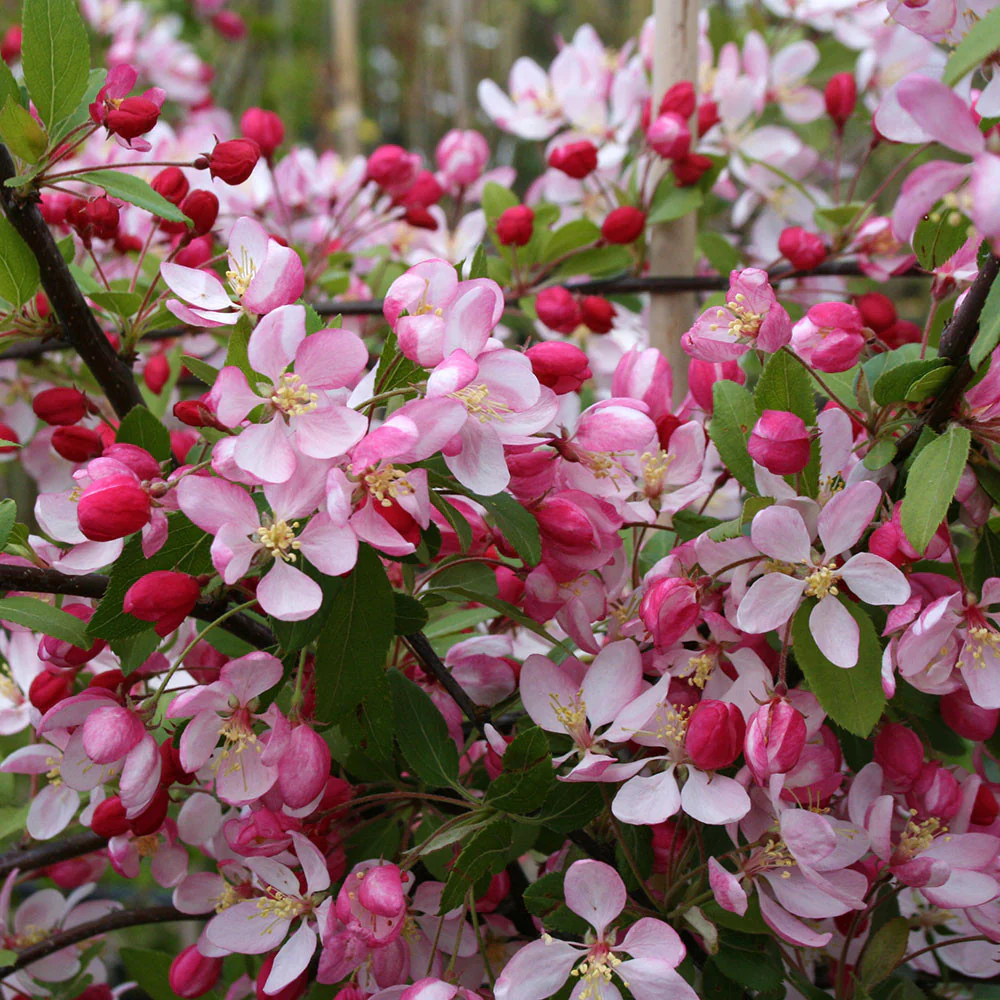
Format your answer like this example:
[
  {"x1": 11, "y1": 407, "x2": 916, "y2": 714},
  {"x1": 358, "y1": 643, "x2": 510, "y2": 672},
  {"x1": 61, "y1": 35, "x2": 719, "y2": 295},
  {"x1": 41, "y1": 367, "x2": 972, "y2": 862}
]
[
  {"x1": 688, "y1": 358, "x2": 745, "y2": 414},
  {"x1": 525, "y1": 342, "x2": 592, "y2": 395},
  {"x1": 547, "y1": 140, "x2": 598, "y2": 179},
  {"x1": 747, "y1": 410, "x2": 812, "y2": 475},
  {"x1": 640, "y1": 576, "x2": 701, "y2": 648},
  {"x1": 873, "y1": 723, "x2": 924, "y2": 792},
  {"x1": 601, "y1": 206, "x2": 646, "y2": 244},
  {"x1": 496, "y1": 205, "x2": 535, "y2": 246},
  {"x1": 241, "y1": 107, "x2": 285, "y2": 160},
  {"x1": 278, "y1": 725, "x2": 332, "y2": 808},
  {"x1": 77, "y1": 474, "x2": 151, "y2": 542},
  {"x1": 686, "y1": 700, "x2": 745, "y2": 771},
  {"x1": 778, "y1": 226, "x2": 827, "y2": 271},
  {"x1": 169, "y1": 945, "x2": 223, "y2": 999},
  {"x1": 745, "y1": 699, "x2": 807, "y2": 785},
  {"x1": 647, "y1": 112, "x2": 692, "y2": 159},
  {"x1": 38, "y1": 604, "x2": 106, "y2": 669},
  {"x1": 124, "y1": 571, "x2": 201, "y2": 636},
  {"x1": 535, "y1": 286, "x2": 581, "y2": 334},
  {"x1": 940, "y1": 688, "x2": 999, "y2": 741},
  {"x1": 906, "y1": 761, "x2": 961, "y2": 820}
]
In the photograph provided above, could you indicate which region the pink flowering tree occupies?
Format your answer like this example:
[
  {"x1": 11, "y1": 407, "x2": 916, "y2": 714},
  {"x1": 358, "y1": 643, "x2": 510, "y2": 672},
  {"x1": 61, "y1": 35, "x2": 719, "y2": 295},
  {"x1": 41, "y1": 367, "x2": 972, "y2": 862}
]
[{"x1": 1, "y1": 1, "x2": 1000, "y2": 999}]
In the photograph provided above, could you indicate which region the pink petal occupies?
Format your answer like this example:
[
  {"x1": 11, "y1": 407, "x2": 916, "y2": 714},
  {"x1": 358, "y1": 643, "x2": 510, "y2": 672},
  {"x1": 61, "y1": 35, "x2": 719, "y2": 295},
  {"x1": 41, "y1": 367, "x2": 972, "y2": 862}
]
[
  {"x1": 81, "y1": 706, "x2": 145, "y2": 764},
  {"x1": 177, "y1": 476, "x2": 260, "y2": 536},
  {"x1": 298, "y1": 514, "x2": 359, "y2": 575},
  {"x1": 758, "y1": 890, "x2": 832, "y2": 948},
  {"x1": 256, "y1": 560, "x2": 322, "y2": 622},
  {"x1": 736, "y1": 573, "x2": 805, "y2": 634},
  {"x1": 896, "y1": 77, "x2": 984, "y2": 157},
  {"x1": 809, "y1": 597, "x2": 859, "y2": 668},
  {"x1": 612, "y1": 767, "x2": 681, "y2": 826},
  {"x1": 492, "y1": 937, "x2": 580, "y2": 1000},
  {"x1": 613, "y1": 959, "x2": 698, "y2": 1000},
  {"x1": 247, "y1": 305, "x2": 306, "y2": 384},
  {"x1": 207, "y1": 900, "x2": 287, "y2": 954},
  {"x1": 708, "y1": 858, "x2": 748, "y2": 916},
  {"x1": 292, "y1": 404, "x2": 367, "y2": 461},
  {"x1": 220, "y1": 651, "x2": 285, "y2": 704},
  {"x1": 233, "y1": 418, "x2": 298, "y2": 484},
  {"x1": 564, "y1": 859, "x2": 626, "y2": 937},
  {"x1": 160, "y1": 263, "x2": 232, "y2": 310},
  {"x1": 817, "y1": 481, "x2": 880, "y2": 558},
  {"x1": 243, "y1": 243, "x2": 305, "y2": 314},
  {"x1": 173, "y1": 872, "x2": 226, "y2": 914},
  {"x1": 290, "y1": 831, "x2": 331, "y2": 894},
  {"x1": 679, "y1": 769, "x2": 751, "y2": 825},
  {"x1": 179, "y1": 709, "x2": 223, "y2": 773},
  {"x1": 840, "y1": 553, "x2": 910, "y2": 605},
  {"x1": 751, "y1": 505, "x2": 811, "y2": 564},
  {"x1": 580, "y1": 640, "x2": 643, "y2": 729},
  {"x1": 264, "y1": 923, "x2": 316, "y2": 994},
  {"x1": 207, "y1": 367, "x2": 262, "y2": 427},
  {"x1": 619, "y1": 917, "x2": 685, "y2": 966},
  {"x1": 520, "y1": 654, "x2": 582, "y2": 733},
  {"x1": 294, "y1": 329, "x2": 369, "y2": 390},
  {"x1": 120, "y1": 734, "x2": 162, "y2": 817},
  {"x1": 27, "y1": 784, "x2": 78, "y2": 840}
]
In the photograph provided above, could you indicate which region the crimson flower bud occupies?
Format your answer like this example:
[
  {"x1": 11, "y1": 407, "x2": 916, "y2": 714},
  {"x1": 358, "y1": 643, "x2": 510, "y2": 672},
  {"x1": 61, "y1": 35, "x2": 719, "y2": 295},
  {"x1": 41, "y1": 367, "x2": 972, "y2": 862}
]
[
  {"x1": 256, "y1": 952, "x2": 308, "y2": 1000},
  {"x1": 77, "y1": 474, "x2": 151, "y2": 542},
  {"x1": 39, "y1": 604, "x2": 106, "y2": 669},
  {"x1": 181, "y1": 190, "x2": 219, "y2": 236},
  {"x1": 972, "y1": 785, "x2": 1000, "y2": 827},
  {"x1": 333, "y1": 989, "x2": 367, "y2": 1000},
  {"x1": 174, "y1": 235, "x2": 214, "y2": 269},
  {"x1": 673, "y1": 152, "x2": 713, "y2": 187},
  {"x1": 778, "y1": 227, "x2": 827, "y2": 271},
  {"x1": 651, "y1": 820, "x2": 685, "y2": 874},
  {"x1": 855, "y1": 292, "x2": 896, "y2": 333},
  {"x1": 547, "y1": 140, "x2": 598, "y2": 179},
  {"x1": 495, "y1": 566, "x2": 525, "y2": 606},
  {"x1": 940, "y1": 688, "x2": 999, "y2": 741},
  {"x1": 906, "y1": 761, "x2": 961, "y2": 821},
  {"x1": 151, "y1": 167, "x2": 190, "y2": 206},
  {"x1": 278, "y1": 724, "x2": 332, "y2": 808},
  {"x1": 580, "y1": 295, "x2": 616, "y2": 334},
  {"x1": 105, "y1": 96, "x2": 161, "y2": 141},
  {"x1": 28, "y1": 669, "x2": 72, "y2": 714},
  {"x1": 86, "y1": 197, "x2": 120, "y2": 240},
  {"x1": 144, "y1": 354, "x2": 170, "y2": 396},
  {"x1": 124, "y1": 571, "x2": 201, "y2": 636},
  {"x1": 601, "y1": 206, "x2": 646, "y2": 244},
  {"x1": 825, "y1": 73, "x2": 857, "y2": 130},
  {"x1": 202, "y1": 138, "x2": 260, "y2": 185},
  {"x1": 33, "y1": 387, "x2": 91, "y2": 426},
  {"x1": 1, "y1": 25, "x2": 21, "y2": 64},
  {"x1": 745, "y1": 699, "x2": 807, "y2": 784},
  {"x1": 640, "y1": 576, "x2": 701, "y2": 648},
  {"x1": 366, "y1": 144, "x2": 420, "y2": 191},
  {"x1": 170, "y1": 946, "x2": 223, "y2": 999},
  {"x1": 881, "y1": 319, "x2": 923, "y2": 350},
  {"x1": 40, "y1": 193, "x2": 72, "y2": 227},
  {"x1": 525, "y1": 342, "x2": 591, "y2": 395},
  {"x1": 0, "y1": 423, "x2": 18, "y2": 455},
  {"x1": 404, "y1": 204, "x2": 438, "y2": 230},
  {"x1": 496, "y1": 205, "x2": 534, "y2": 246},
  {"x1": 212, "y1": 11, "x2": 247, "y2": 39},
  {"x1": 477, "y1": 871, "x2": 512, "y2": 914},
  {"x1": 173, "y1": 396, "x2": 221, "y2": 429},
  {"x1": 748, "y1": 410, "x2": 812, "y2": 475},
  {"x1": 647, "y1": 112, "x2": 691, "y2": 159},
  {"x1": 656, "y1": 414, "x2": 681, "y2": 451},
  {"x1": 399, "y1": 170, "x2": 444, "y2": 209},
  {"x1": 51, "y1": 426, "x2": 104, "y2": 463},
  {"x1": 240, "y1": 107, "x2": 285, "y2": 160},
  {"x1": 91, "y1": 795, "x2": 131, "y2": 838},
  {"x1": 535, "y1": 286, "x2": 582, "y2": 334},
  {"x1": 697, "y1": 99, "x2": 721, "y2": 136},
  {"x1": 686, "y1": 700, "x2": 745, "y2": 770},
  {"x1": 659, "y1": 80, "x2": 696, "y2": 120},
  {"x1": 129, "y1": 785, "x2": 169, "y2": 836},
  {"x1": 78, "y1": 986, "x2": 114, "y2": 1000},
  {"x1": 873, "y1": 723, "x2": 924, "y2": 792},
  {"x1": 89, "y1": 668, "x2": 126, "y2": 694},
  {"x1": 689, "y1": 358, "x2": 745, "y2": 414}
]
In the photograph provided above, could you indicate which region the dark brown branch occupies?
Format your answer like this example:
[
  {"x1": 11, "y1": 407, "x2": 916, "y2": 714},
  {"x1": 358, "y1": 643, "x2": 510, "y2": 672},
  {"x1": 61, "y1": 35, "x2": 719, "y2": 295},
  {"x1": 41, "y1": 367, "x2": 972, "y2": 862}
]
[
  {"x1": 0, "y1": 830, "x2": 106, "y2": 881},
  {"x1": 894, "y1": 253, "x2": 1000, "y2": 463},
  {"x1": 0, "y1": 905, "x2": 190, "y2": 978},
  {"x1": 0, "y1": 145, "x2": 145, "y2": 417},
  {"x1": 404, "y1": 631, "x2": 491, "y2": 731},
  {"x1": 0, "y1": 563, "x2": 276, "y2": 650},
  {"x1": 0, "y1": 263, "x2": 928, "y2": 362}
]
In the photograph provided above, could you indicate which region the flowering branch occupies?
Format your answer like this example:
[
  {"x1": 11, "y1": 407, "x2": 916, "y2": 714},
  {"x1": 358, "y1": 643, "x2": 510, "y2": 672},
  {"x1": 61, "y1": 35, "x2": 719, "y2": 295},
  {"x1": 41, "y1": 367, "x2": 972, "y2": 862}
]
[
  {"x1": 403, "y1": 631, "x2": 492, "y2": 732},
  {"x1": 0, "y1": 830, "x2": 106, "y2": 881},
  {"x1": 0, "y1": 906, "x2": 190, "y2": 979},
  {"x1": 0, "y1": 144, "x2": 145, "y2": 418}
]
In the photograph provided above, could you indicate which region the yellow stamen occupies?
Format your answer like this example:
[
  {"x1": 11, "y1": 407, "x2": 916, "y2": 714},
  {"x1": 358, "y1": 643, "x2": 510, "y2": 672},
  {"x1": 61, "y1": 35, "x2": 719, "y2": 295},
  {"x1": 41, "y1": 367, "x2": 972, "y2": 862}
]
[
  {"x1": 256, "y1": 520, "x2": 301, "y2": 562},
  {"x1": 270, "y1": 373, "x2": 318, "y2": 417},
  {"x1": 364, "y1": 464, "x2": 414, "y2": 507}
]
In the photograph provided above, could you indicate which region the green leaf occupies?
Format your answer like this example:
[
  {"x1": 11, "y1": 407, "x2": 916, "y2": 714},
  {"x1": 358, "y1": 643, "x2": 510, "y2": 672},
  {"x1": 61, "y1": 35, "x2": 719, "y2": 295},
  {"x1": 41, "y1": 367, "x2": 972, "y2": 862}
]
[
  {"x1": 0, "y1": 596, "x2": 90, "y2": 646},
  {"x1": 21, "y1": 0, "x2": 90, "y2": 130},
  {"x1": 858, "y1": 917, "x2": 910, "y2": 988},
  {"x1": 647, "y1": 175, "x2": 703, "y2": 224},
  {"x1": 541, "y1": 219, "x2": 600, "y2": 264},
  {"x1": 975, "y1": 521, "x2": 1000, "y2": 591},
  {"x1": 0, "y1": 61, "x2": 18, "y2": 116},
  {"x1": 314, "y1": 543, "x2": 395, "y2": 721},
  {"x1": 900, "y1": 424, "x2": 971, "y2": 553},
  {"x1": 481, "y1": 182, "x2": 519, "y2": 223},
  {"x1": 110, "y1": 629, "x2": 161, "y2": 676},
  {"x1": 48, "y1": 67, "x2": 103, "y2": 146},
  {"x1": 904, "y1": 365, "x2": 954, "y2": 402},
  {"x1": 698, "y1": 231, "x2": 742, "y2": 275},
  {"x1": 116, "y1": 405, "x2": 171, "y2": 462},
  {"x1": 709, "y1": 381, "x2": 758, "y2": 492},
  {"x1": 471, "y1": 490, "x2": 541, "y2": 565},
  {"x1": 944, "y1": 5, "x2": 1000, "y2": 85},
  {"x1": 755, "y1": 349, "x2": 816, "y2": 424},
  {"x1": 0, "y1": 213, "x2": 39, "y2": 308},
  {"x1": 485, "y1": 725, "x2": 554, "y2": 813},
  {"x1": 387, "y1": 669, "x2": 460, "y2": 789},
  {"x1": 792, "y1": 598, "x2": 885, "y2": 737},
  {"x1": 468, "y1": 243, "x2": 488, "y2": 280},
  {"x1": 440, "y1": 816, "x2": 513, "y2": 912},
  {"x1": 180, "y1": 354, "x2": 220, "y2": 386},
  {"x1": 814, "y1": 202, "x2": 870, "y2": 235},
  {"x1": 531, "y1": 782, "x2": 603, "y2": 833},
  {"x1": 60, "y1": 170, "x2": 188, "y2": 223},
  {"x1": 89, "y1": 290, "x2": 144, "y2": 319},
  {"x1": 427, "y1": 559, "x2": 498, "y2": 600},
  {"x1": 872, "y1": 359, "x2": 951, "y2": 405},
  {"x1": 88, "y1": 514, "x2": 213, "y2": 640},
  {"x1": 523, "y1": 871, "x2": 590, "y2": 936},
  {"x1": 0, "y1": 96, "x2": 47, "y2": 163},
  {"x1": 552, "y1": 245, "x2": 632, "y2": 279},
  {"x1": 970, "y1": 269, "x2": 1000, "y2": 371},
  {"x1": 863, "y1": 438, "x2": 898, "y2": 471},
  {"x1": 0, "y1": 500, "x2": 16, "y2": 551},
  {"x1": 712, "y1": 930, "x2": 785, "y2": 992},
  {"x1": 913, "y1": 208, "x2": 969, "y2": 270},
  {"x1": 393, "y1": 592, "x2": 428, "y2": 635},
  {"x1": 428, "y1": 492, "x2": 472, "y2": 552},
  {"x1": 120, "y1": 948, "x2": 175, "y2": 1000}
]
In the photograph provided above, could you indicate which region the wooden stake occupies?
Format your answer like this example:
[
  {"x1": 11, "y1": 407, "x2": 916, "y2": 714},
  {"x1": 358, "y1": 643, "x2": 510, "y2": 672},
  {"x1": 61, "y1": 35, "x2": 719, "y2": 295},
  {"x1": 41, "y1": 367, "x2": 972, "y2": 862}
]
[
  {"x1": 331, "y1": 0, "x2": 362, "y2": 159},
  {"x1": 650, "y1": 0, "x2": 699, "y2": 402}
]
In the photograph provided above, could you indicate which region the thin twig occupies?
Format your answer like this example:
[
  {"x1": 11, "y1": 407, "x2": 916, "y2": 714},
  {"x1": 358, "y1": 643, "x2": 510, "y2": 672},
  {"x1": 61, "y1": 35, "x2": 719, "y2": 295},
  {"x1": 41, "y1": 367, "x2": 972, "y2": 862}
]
[
  {"x1": 403, "y1": 631, "x2": 490, "y2": 730},
  {"x1": 0, "y1": 830, "x2": 106, "y2": 881}
]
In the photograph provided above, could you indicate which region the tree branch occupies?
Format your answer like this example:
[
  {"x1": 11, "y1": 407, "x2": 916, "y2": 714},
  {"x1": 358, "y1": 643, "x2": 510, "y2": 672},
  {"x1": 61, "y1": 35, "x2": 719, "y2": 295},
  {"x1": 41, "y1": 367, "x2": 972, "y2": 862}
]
[
  {"x1": 404, "y1": 631, "x2": 491, "y2": 731},
  {"x1": 0, "y1": 563, "x2": 275, "y2": 650},
  {"x1": 0, "y1": 144, "x2": 145, "y2": 418},
  {"x1": 0, "y1": 905, "x2": 191, "y2": 978},
  {"x1": 0, "y1": 830, "x2": 106, "y2": 881},
  {"x1": 894, "y1": 253, "x2": 1000, "y2": 463}
]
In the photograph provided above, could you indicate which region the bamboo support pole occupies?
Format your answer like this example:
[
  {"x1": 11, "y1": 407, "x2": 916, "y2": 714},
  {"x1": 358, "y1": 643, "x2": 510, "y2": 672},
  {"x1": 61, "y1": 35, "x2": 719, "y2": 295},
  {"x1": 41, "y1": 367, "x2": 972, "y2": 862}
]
[{"x1": 331, "y1": 0, "x2": 362, "y2": 158}]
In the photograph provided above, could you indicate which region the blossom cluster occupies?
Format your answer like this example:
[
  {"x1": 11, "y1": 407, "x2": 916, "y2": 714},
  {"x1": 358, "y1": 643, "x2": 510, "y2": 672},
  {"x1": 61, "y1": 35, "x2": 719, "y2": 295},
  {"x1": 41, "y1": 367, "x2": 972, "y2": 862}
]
[{"x1": 0, "y1": 0, "x2": 1000, "y2": 998}]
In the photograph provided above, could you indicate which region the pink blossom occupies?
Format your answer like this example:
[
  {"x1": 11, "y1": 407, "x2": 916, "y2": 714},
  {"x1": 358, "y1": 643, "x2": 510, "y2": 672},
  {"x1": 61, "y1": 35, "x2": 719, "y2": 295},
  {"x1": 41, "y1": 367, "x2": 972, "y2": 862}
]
[{"x1": 791, "y1": 302, "x2": 868, "y2": 373}]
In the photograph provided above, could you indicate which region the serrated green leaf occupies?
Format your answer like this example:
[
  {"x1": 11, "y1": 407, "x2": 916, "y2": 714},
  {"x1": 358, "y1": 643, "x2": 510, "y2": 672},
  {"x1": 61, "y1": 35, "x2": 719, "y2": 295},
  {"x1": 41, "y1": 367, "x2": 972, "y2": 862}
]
[
  {"x1": 859, "y1": 917, "x2": 909, "y2": 988},
  {"x1": 485, "y1": 725, "x2": 554, "y2": 813},
  {"x1": 872, "y1": 359, "x2": 950, "y2": 405},
  {"x1": 387, "y1": 669, "x2": 460, "y2": 789},
  {"x1": 971, "y1": 270, "x2": 1000, "y2": 371},
  {"x1": 48, "y1": 68, "x2": 104, "y2": 146},
  {"x1": 21, "y1": 0, "x2": 90, "y2": 130},
  {"x1": 648, "y1": 175, "x2": 703, "y2": 224},
  {"x1": 900, "y1": 424, "x2": 970, "y2": 553},
  {"x1": 913, "y1": 208, "x2": 969, "y2": 270},
  {"x1": 0, "y1": 96, "x2": 47, "y2": 163},
  {"x1": 709, "y1": 381, "x2": 758, "y2": 492},
  {"x1": 755, "y1": 349, "x2": 816, "y2": 423},
  {"x1": 468, "y1": 243, "x2": 488, "y2": 279},
  {"x1": 393, "y1": 592, "x2": 428, "y2": 635},
  {"x1": 440, "y1": 816, "x2": 513, "y2": 912},
  {"x1": 530, "y1": 782, "x2": 603, "y2": 832},
  {"x1": 60, "y1": 169, "x2": 188, "y2": 223},
  {"x1": 0, "y1": 213, "x2": 39, "y2": 308},
  {"x1": 120, "y1": 948, "x2": 175, "y2": 1000},
  {"x1": 944, "y1": 6, "x2": 1000, "y2": 85},
  {"x1": 863, "y1": 438, "x2": 897, "y2": 470},
  {"x1": 0, "y1": 596, "x2": 90, "y2": 646},
  {"x1": 0, "y1": 500, "x2": 16, "y2": 551},
  {"x1": 111, "y1": 629, "x2": 161, "y2": 676},
  {"x1": 553, "y1": 245, "x2": 632, "y2": 279},
  {"x1": 116, "y1": 405, "x2": 171, "y2": 461},
  {"x1": 471, "y1": 490, "x2": 540, "y2": 565},
  {"x1": 697, "y1": 231, "x2": 742, "y2": 275},
  {"x1": 481, "y1": 182, "x2": 519, "y2": 223},
  {"x1": 314, "y1": 543, "x2": 394, "y2": 721},
  {"x1": 814, "y1": 202, "x2": 869, "y2": 235},
  {"x1": 541, "y1": 219, "x2": 600, "y2": 264},
  {"x1": 180, "y1": 354, "x2": 220, "y2": 386},
  {"x1": 89, "y1": 290, "x2": 144, "y2": 319},
  {"x1": 712, "y1": 930, "x2": 784, "y2": 992},
  {"x1": 792, "y1": 598, "x2": 885, "y2": 737}
]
